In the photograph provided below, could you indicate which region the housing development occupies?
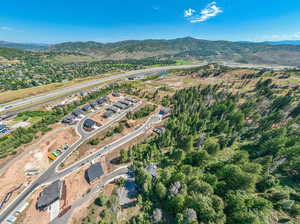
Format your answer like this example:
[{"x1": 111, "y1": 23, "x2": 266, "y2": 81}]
[
  {"x1": 1, "y1": 60, "x2": 300, "y2": 224},
  {"x1": 0, "y1": 66, "x2": 172, "y2": 223},
  {"x1": 1, "y1": 2, "x2": 300, "y2": 223}
]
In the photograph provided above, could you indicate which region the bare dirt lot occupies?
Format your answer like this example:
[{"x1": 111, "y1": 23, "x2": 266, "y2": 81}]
[
  {"x1": 64, "y1": 169, "x2": 91, "y2": 208},
  {"x1": 0, "y1": 123, "x2": 76, "y2": 169},
  {"x1": 15, "y1": 189, "x2": 50, "y2": 224},
  {"x1": 64, "y1": 130, "x2": 153, "y2": 224},
  {"x1": 69, "y1": 182, "x2": 116, "y2": 224},
  {"x1": 0, "y1": 127, "x2": 79, "y2": 210}
]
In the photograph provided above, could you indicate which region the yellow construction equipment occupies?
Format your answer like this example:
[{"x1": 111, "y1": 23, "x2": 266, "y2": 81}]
[{"x1": 48, "y1": 154, "x2": 57, "y2": 161}]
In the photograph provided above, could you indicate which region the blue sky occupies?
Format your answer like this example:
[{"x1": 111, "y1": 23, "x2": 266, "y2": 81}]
[{"x1": 1, "y1": 0, "x2": 300, "y2": 43}]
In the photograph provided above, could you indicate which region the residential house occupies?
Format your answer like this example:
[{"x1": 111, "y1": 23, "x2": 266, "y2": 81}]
[
  {"x1": 85, "y1": 162, "x2": 104, "y2": 184},
  {"x1": 36, "y1": 180, "x2": 62, "y2": 210}
]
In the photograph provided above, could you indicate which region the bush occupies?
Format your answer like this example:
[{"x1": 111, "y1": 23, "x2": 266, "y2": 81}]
[
  {"x1": 114, "y1": 177, "x2": 126, "y2": 186},
  {"x1": 127, "y1": 105, "x2": 156, "y2": 120},
  {"x1": 89, "y1": 138, "x2": 100, "y2": 145},
  {"x1": 94, "y1": 194, "x2": 109, "y2": 207}
]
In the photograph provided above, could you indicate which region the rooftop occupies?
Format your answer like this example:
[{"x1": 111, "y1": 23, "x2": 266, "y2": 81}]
[
  {"x1": 103, "y1": 111, "x2": 114, "y2": 118},
  {"x1": 83, "y1": 119, "x2": 96, "y2": 128},
  {"x1": 73, "y1": 109, "x2": 84, "y2": 115},
  {"x1": 82, "y1": 105, "x2": 92, "y2": 111},
  {"x1": 85, "y1": 162, "x2": 104, "y2": 184},
  {"x1": 37, "y1": 180, "x2": 62, "y2": 210},
  {"x1": 114, "y1": 102, "x2": 128, "y2": 110}
]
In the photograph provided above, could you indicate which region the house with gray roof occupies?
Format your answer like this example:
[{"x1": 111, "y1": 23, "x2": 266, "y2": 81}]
[
  {"x1": 125, "y1": 97, "x2": 138, "y2": 103},
  {"x1": 83, "y1": 119, "x2": 97, "y2": 129},
  {"x1": 82, "y1": 105, "x2": 92, "y2": 112},
  {"x1": 85, "y1": 162, "x2": 104, "y2": 184},
  {"x1": 120, "y1": 100, "x2": 131, "y2": 107},
  {"x1": 103, "y1": 111, "x2": 114, "y2": 118},
  {"x1": 96, "y1": 96, "x2": 109, "y2": 105},
  {"x1": 90, "y1": 101, "x2": 98, "y2": 108},
  {"x1": 72, "y1": 109, "x2": 84, "y2": 117},
  {"x1": 107, "y1": 106, "x2": 118, "y2": 113},
  {"x1": 36, "y1": 180, "x2": 62, "y2": 210},
  {"x1": 62, "y1": 115, "x2": 76, "y2": 124},
  {"x1": 114, "y1": 102, "x2": 128, "y2": 110}
]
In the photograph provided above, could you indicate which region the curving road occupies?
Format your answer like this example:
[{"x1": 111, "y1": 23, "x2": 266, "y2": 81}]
[
  {"x1": 0, "y1": 64, "x2": 205, "y2": 115},
  {"x1": 51, "y1": 166, "x2": 131, "y2": 224},
  {"x1": 48, "y1": 114, "x2": 160, "y2": 184},
  {"x1": 0, "y1": 102, "x2": 160, "y2": 223}
]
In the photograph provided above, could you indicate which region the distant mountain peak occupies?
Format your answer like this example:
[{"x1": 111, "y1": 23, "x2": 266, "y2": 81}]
[
  {"x1": 261, "y1": 40, "x2": 300, "y2": 45},
  {"x1": 0, "y1": 41, "x2": 49, "y2": 51}
]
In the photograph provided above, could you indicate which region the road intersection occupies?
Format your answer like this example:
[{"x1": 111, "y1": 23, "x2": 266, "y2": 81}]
[{"x1": 0, "y1": 100, "x2": 161, "y2": 223}]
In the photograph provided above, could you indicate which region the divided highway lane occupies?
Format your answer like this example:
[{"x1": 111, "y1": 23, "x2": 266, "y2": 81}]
[
  {"x1": 0, "y1": 103, "x2": 140, "y2": 222},
  {"x1": 0, "y1": 64, "x2": 205, "y2": 114}
]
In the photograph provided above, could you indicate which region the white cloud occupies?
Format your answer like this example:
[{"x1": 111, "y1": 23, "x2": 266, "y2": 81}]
[
  {"x1": 184, "y1": 8, "x2": 195, "y2": 17},
  {"x1": 185, "y1": 1, "x2": 223, "y2": 23},
  {"x1": 0, "y1": 26, "x2": 13, "y2": 31}
]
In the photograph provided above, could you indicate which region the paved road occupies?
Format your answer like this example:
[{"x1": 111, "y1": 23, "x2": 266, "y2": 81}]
[
  {"x1": 0, "y1": 104, "x2": 160, "y2": 223},
  {"x1": 0, "y1": 126, "x2": 70, "y2": 176},
  {"x1": 51, "y1": 166, "x2": 131, "y2": 224},
  {"x1": 0, "y1": 64, "x2": 204, "y2": 115},
  {"x1": 48, "y1": 114, "x2": 160, "y2": 183},
  {"x1": 0, "y1": 103, "x2": 136, "y2": 221}
]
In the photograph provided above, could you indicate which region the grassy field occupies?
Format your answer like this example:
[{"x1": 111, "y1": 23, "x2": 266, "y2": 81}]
[
  {"x1": 175, "y1": 60, "x2": 193, "y2": 65},
  {"x1": 45, "y1": 54, "x2": 98, "y2": 63},
  {"x1": 12, "y1": 111, "x2": 50, "y2": 125},
  {"x1": 0, "y1": 71, "x2": 120, "y2": 104},
  {"x1": 14, "y1": 114, "x2": 42, "y2": 122}
]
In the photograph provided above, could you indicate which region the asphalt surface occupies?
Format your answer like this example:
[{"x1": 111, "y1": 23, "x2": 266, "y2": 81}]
[
  {"x1": 51, "y1": 166, "x2": 131, "y2": 224},
  {"x1": 0, "y1": 102, "x2": 160, "y2": 223},
  {"x1": 48, "y1": 114, "x2": 160, "y2": 183},
  {"x1": 0, "y1": 64, "x2": 204, "y2": 115}
]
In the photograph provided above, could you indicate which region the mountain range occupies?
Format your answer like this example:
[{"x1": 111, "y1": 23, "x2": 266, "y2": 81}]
[
  {"x1": 1, "y1": 37, "x2": 300, "y2": 67},
  {"x1": 0, "y1": 41, "x2": 49, "y2": 51},
  {"x1": 261, "y1": 40, "x2": 300, "y2": 45}
]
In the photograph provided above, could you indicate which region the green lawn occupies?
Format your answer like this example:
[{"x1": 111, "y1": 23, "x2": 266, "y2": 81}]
[
  {"x1": 175, "y1": 60, "x2": 193, "y2": 65},
  {"x1": 14, "y1": 111, "x2": 49, "y2": 123}
]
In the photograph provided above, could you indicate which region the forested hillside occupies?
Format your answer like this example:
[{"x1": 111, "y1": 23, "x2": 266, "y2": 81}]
[
  {"x1": 120, "y1": 79, "x2": 300, "y2": 223},
  {"x1": 48, "y1": 37, "x2": 300, "y2": 67}
]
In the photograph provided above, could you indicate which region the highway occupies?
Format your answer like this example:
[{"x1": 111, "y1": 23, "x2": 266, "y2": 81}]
[
  {"x1": 0, "y1": 64, "x2": 204, "y2": 115},
  {"x1": 0, "y1": 101, "x2": 160, "y2": 223}
]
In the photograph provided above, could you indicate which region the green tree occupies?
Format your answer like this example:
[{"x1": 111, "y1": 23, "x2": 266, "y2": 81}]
[
  {"x1": 155, "y1": 182, "x2": 167, "y2": 200},
  {"x1": 203, "y1": 137, "x2": 220, "y2": 155}
]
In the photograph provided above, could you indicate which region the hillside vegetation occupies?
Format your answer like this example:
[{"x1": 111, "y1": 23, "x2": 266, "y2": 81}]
[
  {"x1": 113, "y1": 69, "x2": 300, "y2": 223},
  {"x1": 1, "y1": 37, "x2": 300, "y2": 92},
  {"x1": 48, "y1": 37, "x2": 300, "y2": 67}
]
